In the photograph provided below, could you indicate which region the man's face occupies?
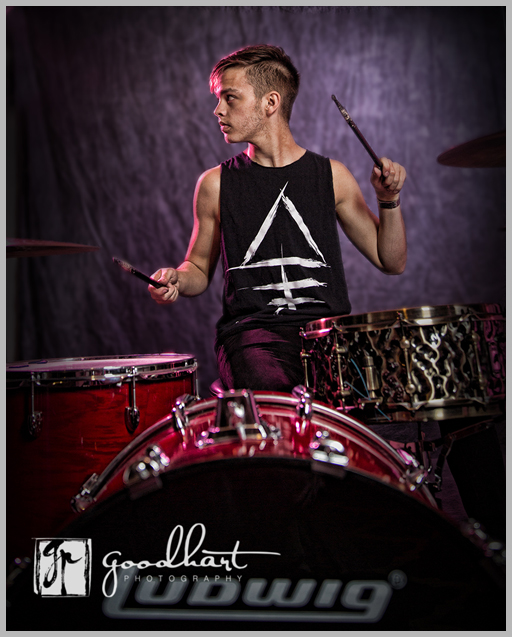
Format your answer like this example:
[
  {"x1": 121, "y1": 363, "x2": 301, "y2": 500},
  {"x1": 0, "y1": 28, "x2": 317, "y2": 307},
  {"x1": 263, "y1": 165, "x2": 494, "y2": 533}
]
[{"x1": 213, "y1": 67, "x2": 266, "y2": 145}]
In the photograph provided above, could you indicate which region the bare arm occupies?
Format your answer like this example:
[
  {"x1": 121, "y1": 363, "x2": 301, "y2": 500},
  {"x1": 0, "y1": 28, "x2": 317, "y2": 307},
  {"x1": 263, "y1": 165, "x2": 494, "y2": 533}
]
[
  {"x1": 331, "y1": 157, "x2": 407, "y2": 275},
  {"x1": 148, "y1": 166, "x2": 221, "y2": 305}
]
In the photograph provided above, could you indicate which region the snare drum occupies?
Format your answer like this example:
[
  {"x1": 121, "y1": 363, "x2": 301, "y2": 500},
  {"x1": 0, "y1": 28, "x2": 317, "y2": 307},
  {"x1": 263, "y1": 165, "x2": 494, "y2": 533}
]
[
  {"x1": 6, "y1": 353, "x2": 197, "y2": 562},
  {"x1": 7, "y1": 390, "x2": 504, "y2": 630},
  {"x1": 301, "y1": 304, "x2": 505, "y2": 423}
]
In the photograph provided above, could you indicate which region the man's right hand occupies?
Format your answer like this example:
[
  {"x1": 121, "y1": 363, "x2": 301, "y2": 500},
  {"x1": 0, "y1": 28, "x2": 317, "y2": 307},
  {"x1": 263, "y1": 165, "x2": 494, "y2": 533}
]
[{"x1": 148, "y1": 268, "x2": 180, "y2": 304}]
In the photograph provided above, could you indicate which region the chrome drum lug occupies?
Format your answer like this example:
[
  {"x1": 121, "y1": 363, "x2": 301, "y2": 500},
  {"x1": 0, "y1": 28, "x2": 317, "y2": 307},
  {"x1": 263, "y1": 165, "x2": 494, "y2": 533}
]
[
  {"x1": 208, "y1": 390, "x2": 271, "y2": 443},
  {"x1": 71, "y1": 473, "x2": 100, "y2": 512},
  {"x1": 123, "y1": 444, "x2": 171, "y2": 487},
  {"x1": 309, "y1": 430, "x2": 350, "y2": 467},
  {"x1": 395, "y1": 447, "x2": 429, "y2": 491},
  {"x1": 171, "y1": 394, "x2": 197, "y2": 436},
  {"x1": 124, "y1": 373, "x2": 140, "y2": 434}
]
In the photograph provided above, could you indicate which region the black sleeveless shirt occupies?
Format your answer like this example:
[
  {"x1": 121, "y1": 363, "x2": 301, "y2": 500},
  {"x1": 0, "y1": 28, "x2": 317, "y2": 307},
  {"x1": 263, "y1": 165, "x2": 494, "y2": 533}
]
[{"x1": 216, "y1": 150, "x2": 351, "y2": 341}]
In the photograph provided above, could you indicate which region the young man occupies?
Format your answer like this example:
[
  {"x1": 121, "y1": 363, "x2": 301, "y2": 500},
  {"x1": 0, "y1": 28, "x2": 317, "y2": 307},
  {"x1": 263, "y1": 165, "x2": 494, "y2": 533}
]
[{"x1": 148, "y1": 44, "x2": 406, "y2": 392}]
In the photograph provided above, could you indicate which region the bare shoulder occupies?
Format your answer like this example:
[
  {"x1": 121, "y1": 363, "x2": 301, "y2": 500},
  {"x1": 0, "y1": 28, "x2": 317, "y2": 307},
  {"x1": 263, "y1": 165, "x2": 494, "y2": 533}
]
[
  {"x1": 329, "y1": 158, "x2": 359, "y2": 191},
  {"x1": 329, "y1": 157, "x2": 351, "y2": 177},
  {"x1": 196, "y1": 165, "x2": 221, "y2": 195},
  {"x1": 330, "y1": 159, "x2": 361, "y2": 205},
  {"x1": 194, "y1": 165, "x2": 221, "y2": 218}
]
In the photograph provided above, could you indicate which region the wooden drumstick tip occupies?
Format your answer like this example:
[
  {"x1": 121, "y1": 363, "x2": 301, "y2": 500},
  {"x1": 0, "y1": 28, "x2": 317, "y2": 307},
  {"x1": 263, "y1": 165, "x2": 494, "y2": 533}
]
[
  {"x1": 331, "y1": 94, "x2": 351, "y2": 123},
  {"x1": 112, "y1": 256, "x2": 166, "y2": 288}
]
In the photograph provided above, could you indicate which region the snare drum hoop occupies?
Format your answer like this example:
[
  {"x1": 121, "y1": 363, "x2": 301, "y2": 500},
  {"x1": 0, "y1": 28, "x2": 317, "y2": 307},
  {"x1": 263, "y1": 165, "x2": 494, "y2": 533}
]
[
  {"x1": 302, "y1": 303, "x2": 504, "y2": 338},
  {"x1": 6, "y1": 353, "x2": 198, "y2": 388}
]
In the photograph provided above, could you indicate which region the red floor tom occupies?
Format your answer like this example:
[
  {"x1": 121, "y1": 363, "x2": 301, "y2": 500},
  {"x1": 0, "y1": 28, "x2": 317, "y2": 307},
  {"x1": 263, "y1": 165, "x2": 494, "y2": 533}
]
[{"x1": 6, "y1": 353, "x2": 197, "y2": 562}]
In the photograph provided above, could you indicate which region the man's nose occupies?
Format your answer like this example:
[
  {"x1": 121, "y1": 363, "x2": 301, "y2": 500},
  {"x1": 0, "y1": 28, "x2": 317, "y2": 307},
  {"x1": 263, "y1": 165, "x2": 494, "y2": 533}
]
[{"x1": 214, "y1": 100, "x2": 224, "y2": 117}]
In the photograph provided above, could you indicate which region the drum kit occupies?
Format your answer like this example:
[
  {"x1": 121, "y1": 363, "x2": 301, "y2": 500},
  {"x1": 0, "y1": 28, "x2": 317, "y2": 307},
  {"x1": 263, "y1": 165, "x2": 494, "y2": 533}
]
[{"x1": 5, "y1": 133, "x2": 506, "y2": 630}]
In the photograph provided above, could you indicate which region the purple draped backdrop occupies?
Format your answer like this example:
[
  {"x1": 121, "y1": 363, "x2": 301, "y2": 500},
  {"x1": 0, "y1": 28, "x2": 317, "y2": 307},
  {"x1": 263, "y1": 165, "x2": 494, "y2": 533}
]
[{"x1": 7, "y1": 7, "x2": 506, "y2": 398}]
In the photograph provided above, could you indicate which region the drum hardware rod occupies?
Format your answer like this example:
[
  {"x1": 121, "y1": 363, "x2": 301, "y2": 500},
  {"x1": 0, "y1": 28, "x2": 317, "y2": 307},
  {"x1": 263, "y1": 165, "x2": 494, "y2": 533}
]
[
  {"x1": 26, "y1": 373, "x2": 43, "y2": 439},
  {"x1": 125, "y1": 373, "x2": 140, "y2": 434},
  {"x1": 362, "y1": 353, "x2": 380, "y2": 400},
  {"x1": 193, "y1": 372, "x2": 200, "y2": 401},
  {"x1": 334, "y1": 336, "x2": 351, "y2": 402},
  {"x1": 335, "y1": 345, "x2": 345, "y2": 408},
  {"x1": 470, "y1": 330, "x2": 488, "y2": 394},
  {"x1": 415, "y1": 425, "x2": 434, "y2": 481},
  {"x1": 331, "y1": 95, "x2": 384, "y2": 171},
  {"x1": 429, "y1": 419, "x2": 496, "y2": 492},
  {"x1": 349, "y1": 357, "x2": 381, "y2": 406},
  {"x1": 399, "y1": 333, "x2": 418, "y2": 410},
  {"x1": 300, "y1": 347, "x2": 311, "y2": 389}
]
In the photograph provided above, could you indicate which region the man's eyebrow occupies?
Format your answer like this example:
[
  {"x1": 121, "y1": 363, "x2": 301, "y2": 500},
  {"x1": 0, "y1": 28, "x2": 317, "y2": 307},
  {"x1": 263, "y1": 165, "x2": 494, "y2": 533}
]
[{"x1": 215, "y1": 87, "x2": 242, "y2": 97}]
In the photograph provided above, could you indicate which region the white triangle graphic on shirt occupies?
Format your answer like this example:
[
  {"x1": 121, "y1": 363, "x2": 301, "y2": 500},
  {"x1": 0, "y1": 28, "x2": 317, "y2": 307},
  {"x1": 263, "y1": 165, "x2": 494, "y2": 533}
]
[
  {"x1": 236, "y1": 182, "x2": 327, "y2": 267},
  {"x1": 228, "y1": 183, "x2": 329, "y2": 313}
]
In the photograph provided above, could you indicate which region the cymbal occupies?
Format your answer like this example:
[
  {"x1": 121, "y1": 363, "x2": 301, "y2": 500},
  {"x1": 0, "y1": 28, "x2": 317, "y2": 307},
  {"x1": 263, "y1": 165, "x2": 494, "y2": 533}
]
[
  {"x1": 7, "y1": 238, "x2": 100, "y2": 258},
  {"x1": 437, "y1": 130, "x2": 505, "y2": 168}
]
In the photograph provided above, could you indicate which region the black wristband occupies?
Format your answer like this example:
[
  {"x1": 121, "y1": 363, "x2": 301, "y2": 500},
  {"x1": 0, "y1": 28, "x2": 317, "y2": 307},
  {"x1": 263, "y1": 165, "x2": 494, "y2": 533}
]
[{"x1": 378, "y1": 197, "x2": 400, "y2": 209}]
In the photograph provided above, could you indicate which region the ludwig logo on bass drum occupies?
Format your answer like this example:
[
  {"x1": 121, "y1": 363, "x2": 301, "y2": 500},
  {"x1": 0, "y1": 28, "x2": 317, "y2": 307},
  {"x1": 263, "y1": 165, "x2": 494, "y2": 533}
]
[
  {"x1": 98, "y1": 523, "x2": 404, "y2": 623},
  {"x1": 102, "y1": 568, "x2": 403, "y2": 623}
]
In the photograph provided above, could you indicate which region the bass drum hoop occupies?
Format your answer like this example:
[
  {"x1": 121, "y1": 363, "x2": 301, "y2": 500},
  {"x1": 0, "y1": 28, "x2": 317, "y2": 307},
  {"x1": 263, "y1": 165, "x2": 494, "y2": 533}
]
[{"x1": 77, "y1": 391, "x2": 437, "y2": 514}]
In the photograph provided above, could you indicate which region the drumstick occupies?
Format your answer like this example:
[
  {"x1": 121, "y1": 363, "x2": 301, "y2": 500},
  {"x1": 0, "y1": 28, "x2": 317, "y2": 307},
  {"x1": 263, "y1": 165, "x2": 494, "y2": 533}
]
[
  {"x1": 112, "y1": 257, "x2": 166, "y2": 288},
  {"x1": 331, "y1": 94, "x2": 384, "y2": 172}
]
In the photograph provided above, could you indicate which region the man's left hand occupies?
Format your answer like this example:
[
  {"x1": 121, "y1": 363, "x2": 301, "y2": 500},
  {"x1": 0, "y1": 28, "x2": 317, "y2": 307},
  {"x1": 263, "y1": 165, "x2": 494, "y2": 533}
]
[{"x1": 370, "y1": 157, "x2": 406, "y2": 202}]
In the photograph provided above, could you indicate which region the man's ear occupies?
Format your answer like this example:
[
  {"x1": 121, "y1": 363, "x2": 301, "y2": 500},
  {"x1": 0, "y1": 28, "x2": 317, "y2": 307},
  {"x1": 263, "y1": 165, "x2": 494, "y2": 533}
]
[{"x1": 265, "y1": 91, "x2": 281, "y2": 116}]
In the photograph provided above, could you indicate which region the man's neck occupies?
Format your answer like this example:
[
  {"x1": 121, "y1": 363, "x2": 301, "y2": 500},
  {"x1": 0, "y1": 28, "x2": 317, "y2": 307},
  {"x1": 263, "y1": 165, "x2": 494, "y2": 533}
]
[{"x1": 244, "y1": 130, "x2": 305, "y2": 168}]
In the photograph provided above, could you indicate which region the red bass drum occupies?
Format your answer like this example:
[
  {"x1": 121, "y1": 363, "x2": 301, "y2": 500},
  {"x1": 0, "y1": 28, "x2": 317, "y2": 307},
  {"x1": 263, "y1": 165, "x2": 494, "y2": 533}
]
[{"x1": 6, "y1": 389, "x2": 504, "y2": 631}]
